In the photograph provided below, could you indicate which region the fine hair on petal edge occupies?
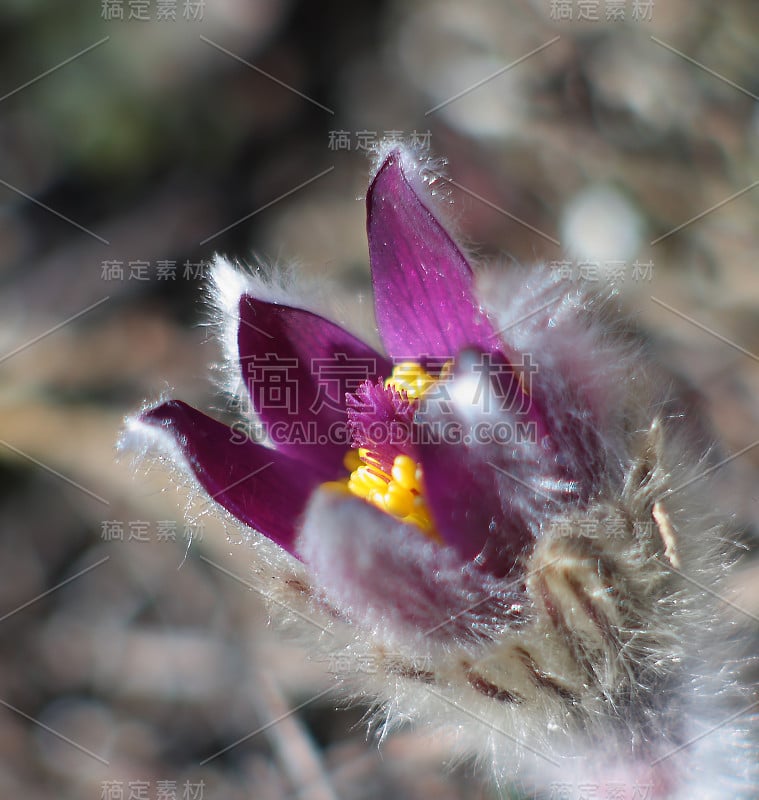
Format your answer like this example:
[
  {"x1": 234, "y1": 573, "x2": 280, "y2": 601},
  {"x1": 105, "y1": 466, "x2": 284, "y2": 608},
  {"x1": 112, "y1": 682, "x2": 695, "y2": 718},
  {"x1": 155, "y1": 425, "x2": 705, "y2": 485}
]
[
  {"x1": 367, "y1": 138, "x2": 483, "y2": 268},
  {"x1": 206, "y1": 254, "x2": 378, "y2": 420}
]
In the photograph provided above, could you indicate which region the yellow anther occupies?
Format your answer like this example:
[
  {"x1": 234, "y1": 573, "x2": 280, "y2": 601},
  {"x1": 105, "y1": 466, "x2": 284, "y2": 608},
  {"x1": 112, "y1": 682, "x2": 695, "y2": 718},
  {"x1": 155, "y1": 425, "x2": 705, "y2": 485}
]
[
  {"x1": 384, "y1": 482, "x2": 414, "y2": 517},
  {"x1": 391, "y1": 454, "x2": 420, "y2": 492},
  {"x1": 343, "y1": 450, "x2": 439, "y2": 543},
  {"x1": 343, "y1": 450, "x2": 362, "y2": 472},
  {"x1": 385, "y1": 361, "x2": 435, "y2": 400},
  {"x1": 356, "y1": 447, "x2": 382, "y2": 469},
  {"x1": 335, "y1": 360, "x2": 447, "y2": 542},
  {"x1": 348, "y1": 465, "x2": 389, "y2": 496}
]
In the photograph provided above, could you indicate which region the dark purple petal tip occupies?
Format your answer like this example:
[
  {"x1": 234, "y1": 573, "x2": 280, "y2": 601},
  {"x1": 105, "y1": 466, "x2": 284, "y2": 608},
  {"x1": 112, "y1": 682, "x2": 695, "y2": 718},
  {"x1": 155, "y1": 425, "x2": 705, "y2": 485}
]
[
  {"x1": 367, "y1": 149, "x2": 497, "y2": 360},
  {"x1": 237, "y1": 295, "x2": 391, "y2": 471},
  {"x1": 140, "y1": 399, "x2": 330, "y2": 555}
]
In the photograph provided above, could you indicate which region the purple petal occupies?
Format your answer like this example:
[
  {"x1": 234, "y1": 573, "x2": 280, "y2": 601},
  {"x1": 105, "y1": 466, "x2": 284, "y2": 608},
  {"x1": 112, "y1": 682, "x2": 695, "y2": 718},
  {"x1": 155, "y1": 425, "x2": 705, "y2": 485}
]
[
  {"x1": 416, "y1": 437, "x2": 502, "y2": 563},
  {"x1": 413, "y1": 347, "x2": 550, "y2": 573},
  {"x1": 417, "y1": 437, "x2": 534, "y2": 576},
  {"x1": 141, "y1": 400, "x2": 332, "y2": 555},
  {"x1": 297, "y1": 489, "x2": 525, "y2": 643},
  {"x1": 367, "y1": 150, "x2": 497, "y2": 361},
  {"x1": 237, "y1": 297, "x2": 391, "y2": 469}
]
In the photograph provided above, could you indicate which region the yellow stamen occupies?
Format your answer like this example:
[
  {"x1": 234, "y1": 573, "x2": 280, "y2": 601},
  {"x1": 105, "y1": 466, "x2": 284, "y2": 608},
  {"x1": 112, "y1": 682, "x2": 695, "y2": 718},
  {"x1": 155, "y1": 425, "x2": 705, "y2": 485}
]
[
  {"x1": 384, "y1": 361, "x2": 436, "y2": 400},
  {"x1": 343, "y1": 449, "x2": 362, "y2": 472},
  {"x1": 384, "y1": 481, "x2": 414, "y2": 516},
  {"x1": 346, "y1": 452, "x2": 440, "y2": 543},
  {"x1": 324, "y1": 361, "x2": 445, "y2": 543},
  {"x1": 352, "y1": 465, "x2": 388, "y2": 493},
  {"x1": 391, "y1": 454, "x2": 421, "y2": 492}
]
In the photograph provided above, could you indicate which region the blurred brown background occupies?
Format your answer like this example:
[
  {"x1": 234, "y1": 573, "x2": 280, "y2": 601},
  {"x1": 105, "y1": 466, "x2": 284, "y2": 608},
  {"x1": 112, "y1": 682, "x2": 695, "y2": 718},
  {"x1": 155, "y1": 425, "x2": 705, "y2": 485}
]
[{"x1": 0, "y1": 1, "x2": 757, "y2": 798}]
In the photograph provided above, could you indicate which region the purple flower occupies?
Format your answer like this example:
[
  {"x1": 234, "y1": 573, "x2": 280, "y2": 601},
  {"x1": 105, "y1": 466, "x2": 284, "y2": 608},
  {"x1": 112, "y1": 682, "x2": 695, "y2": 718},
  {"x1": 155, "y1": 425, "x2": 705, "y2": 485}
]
[
  {"x1": 133, "y1": 148, "x2": 601, "y2": 641},
  {"x1": 126, "y1": 146, "x2": 755, "y2": 797}
]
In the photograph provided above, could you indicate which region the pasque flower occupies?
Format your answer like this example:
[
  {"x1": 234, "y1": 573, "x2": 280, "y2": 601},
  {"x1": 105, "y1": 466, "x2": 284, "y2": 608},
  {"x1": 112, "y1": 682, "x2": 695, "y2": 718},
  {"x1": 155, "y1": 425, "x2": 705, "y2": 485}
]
[
  {"x1": 134, "y1": 147, "x2": 582, "y2": 635},
  {"x1": 126, "y1": 146, "x2": 756, "y2": 798}
]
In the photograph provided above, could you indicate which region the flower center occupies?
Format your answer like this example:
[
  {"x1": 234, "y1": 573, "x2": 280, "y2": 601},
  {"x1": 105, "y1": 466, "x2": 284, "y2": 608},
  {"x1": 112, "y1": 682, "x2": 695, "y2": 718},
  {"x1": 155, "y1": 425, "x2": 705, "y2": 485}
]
[
  {"x1": 345, "y1": 450, "x2": 436, "y2": 537},
  {"x1": 325, "y1": 362, "x2": 441, "y2": 542}
]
